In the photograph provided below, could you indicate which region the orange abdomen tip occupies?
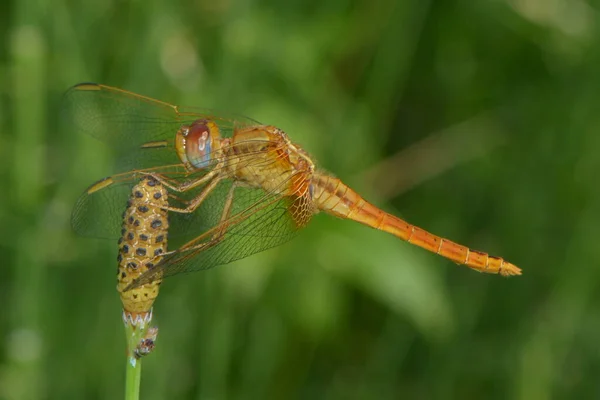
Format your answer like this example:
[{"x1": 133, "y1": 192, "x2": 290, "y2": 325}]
[
  {"x1": 116, "y1": 176, "x2": 169, "y2": 326},
  {"x1": 500, "y1": 261, "x2": 522, "y2": 277}
]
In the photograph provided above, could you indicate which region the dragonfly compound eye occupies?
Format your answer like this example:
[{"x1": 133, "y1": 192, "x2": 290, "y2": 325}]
[{"x1": 185, "y1": 120, "x2": 213, "y2": 169}]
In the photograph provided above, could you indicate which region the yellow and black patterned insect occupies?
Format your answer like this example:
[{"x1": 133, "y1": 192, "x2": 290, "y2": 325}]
[{"x1": 116, "y1": 176, "x2": 169, "y2": 326}]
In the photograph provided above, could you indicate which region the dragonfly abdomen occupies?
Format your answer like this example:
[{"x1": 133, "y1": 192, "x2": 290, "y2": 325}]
[
  {"x1": 311, "y1": 173, "x2": 521, "y2": 276},
  {"x1": 117, "y1": 176, "x2": 169, "y2": 325}
]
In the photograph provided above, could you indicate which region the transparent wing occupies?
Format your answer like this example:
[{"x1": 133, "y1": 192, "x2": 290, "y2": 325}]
[
  {"x1": 72, "y1": 180, "x2": 136, "y2": 239},
  {"x1": 71, "y1": 165, "x2": 191, "y2": 239},
  {"x1": 71, "y1": 146, "x2": 289, "y2": 240},
  {"x1": 126, "y1": 176, "x2": 315, "y2": 289},
  {"x1": 62, "y1": 83, "x2": 261, "y2": 172}
]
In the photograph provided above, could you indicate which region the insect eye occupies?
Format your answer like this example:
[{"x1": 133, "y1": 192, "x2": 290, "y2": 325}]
[{"x1": 185, "y1": 121, "x2": 213, "y2": 169}]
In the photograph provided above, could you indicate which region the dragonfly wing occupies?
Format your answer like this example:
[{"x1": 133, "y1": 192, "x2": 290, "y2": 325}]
[
  {"x1": 62, "y1": 83, "x2": 183, "y2": 145},
  {"x1": 126, "y1": 180, "x2": 315, "y2": 289},
  {"x1": 72, "y1": 165, "x2": 206, "y2": 239},
  {"x1": 72, "y1": 180, "x2": 135, "y2": 239},
  {"x1": 62, "y1": 83, "x2": 262, "y2": 173},
  {"x1": 63, "y1": 83, "x2": 186, "y2": 172}
]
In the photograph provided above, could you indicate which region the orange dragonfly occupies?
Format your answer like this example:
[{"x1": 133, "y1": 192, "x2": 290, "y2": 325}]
[{"x1": 65, "y1": 83, "x2": 521, "y2": 290}]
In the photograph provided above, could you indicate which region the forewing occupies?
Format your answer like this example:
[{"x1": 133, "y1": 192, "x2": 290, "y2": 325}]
[{"x1": 62, "y1": 83, "x2": 261, "y2": 172}]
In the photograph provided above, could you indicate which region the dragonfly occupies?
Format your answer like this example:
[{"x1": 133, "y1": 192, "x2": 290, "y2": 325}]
[{"x1": 65, "y1": 83, "x2": 521, "y2": 291}]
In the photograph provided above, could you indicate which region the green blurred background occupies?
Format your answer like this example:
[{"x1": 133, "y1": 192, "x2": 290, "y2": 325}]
[{"x1": 2, "y1": 0, "x2": 600, "y2": 399}]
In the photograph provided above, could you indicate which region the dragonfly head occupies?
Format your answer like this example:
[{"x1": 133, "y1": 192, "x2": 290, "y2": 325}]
[{"x1": 176, "y1": 120, "x2": 219, "y2": 171}]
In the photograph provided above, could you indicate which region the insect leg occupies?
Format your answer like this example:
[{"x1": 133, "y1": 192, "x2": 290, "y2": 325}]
[
  {"x1": 141, "y1": 168, "x2": 219, "y2": 193},
  {"x1": 177, "y1": 181, "x2": 238, "y2": 249},
  {"x1": 154, "y1": 177, "x2": 223, "y2": 214}
]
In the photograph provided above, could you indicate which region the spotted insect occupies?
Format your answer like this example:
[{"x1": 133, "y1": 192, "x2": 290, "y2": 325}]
[{"x1": 117, "y1": 176, "x2": 169, "y2": 326}]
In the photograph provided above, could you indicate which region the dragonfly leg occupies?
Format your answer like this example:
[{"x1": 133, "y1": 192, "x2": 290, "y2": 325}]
[
  {"x1": 173, "y1": 182, "x2": 238, "y2": 251},
  {"x1": 155, "y1": 177, "x2": 223, "y2": 214},
  {"x1": 140, "y1": 168, "x2": 219, "y2": 193},
  {"x1": 104, "y1": 163, "x2": 187, "y2": 185},
  {"x1": 209, "y1": 181, "x2": 237, "y2": 239}
]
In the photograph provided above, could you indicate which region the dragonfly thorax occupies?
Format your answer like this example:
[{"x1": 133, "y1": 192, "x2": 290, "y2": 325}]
[{"x1": 223, "y1": 125, "x2": 314, "y2": 197}]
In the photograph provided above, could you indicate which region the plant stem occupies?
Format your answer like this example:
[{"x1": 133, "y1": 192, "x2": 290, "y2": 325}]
[{"x1": 124, "y1": 320, "x2": 148, "y2": 400}]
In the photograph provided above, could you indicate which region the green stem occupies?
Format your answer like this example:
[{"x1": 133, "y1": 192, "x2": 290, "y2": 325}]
[{"x1": 123, "y1": 319, "x2": 148, "y2": 400}]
